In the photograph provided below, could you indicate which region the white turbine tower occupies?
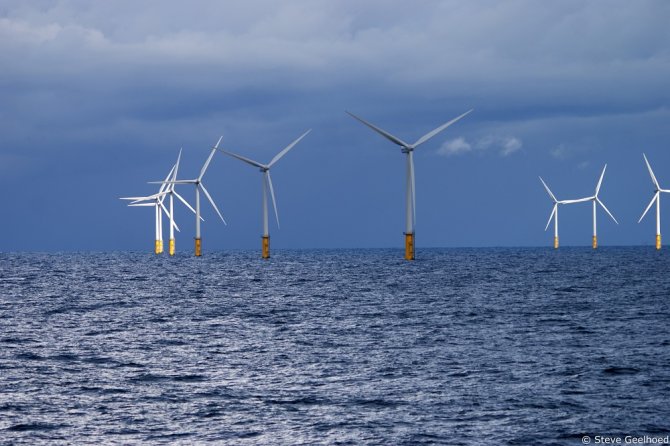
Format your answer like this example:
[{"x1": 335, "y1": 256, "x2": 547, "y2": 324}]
[
  {"x1": 121, "y1": 165, "x2": 176, "y2": 254},
  {"x1": 218, "y1": 130, "x2": 310, "y2": 259},
  {"x1": 154, "y1": 137, "x2": 226, "y2": 256},
  {"x1": 638, "y1": 153, "x2": 670, "y2": 250},
  {"x1": 347, "y1": 109, "x2": 473, "y2": 260},
  {"x1": 541, "y1": 165, "x2": 618, "y2": 249}
]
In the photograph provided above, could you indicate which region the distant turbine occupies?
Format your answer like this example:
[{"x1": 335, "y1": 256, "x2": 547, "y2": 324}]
[
  {"x1": 153, "y1": 137, "x2": 226, "y2": 256},
  {"x1": 538, "y1": 177, "x2": 563, "y2": 249},
  {"x1": 347, "y1": 109, "x2": 473, "y2": 260},
  {"x1": 164, "y1": 149, "x2": 199, "y2": 255},
  {"x1": 218, "y1": 130, "x2": 311, "y2": 259},
  {"x1": 121, "y1": 165, "x2": 177, "y2": 254},
  {"x1": 638, "y1": 153, "x2": 670, "y2": 250},
  {"x1": 540, "y1": 165, "x2": 618, "y2": 249}
]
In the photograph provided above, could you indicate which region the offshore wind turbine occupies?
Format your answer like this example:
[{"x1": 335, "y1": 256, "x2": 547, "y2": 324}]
[
  {"x1": 121, "y1": 165, "x2": 176, "y2": 254},
  {"x1": 163, "y1": 149, "x2": 199, "y2": 255},
  {"x1": 347, "y1": 109, "x2": 473, "y2": 260},
  {"x1": 541, "y1": 165, "x2": 618, "y2": 249},
  {"x1": 638, "y1": 153, "x2": 670, "y2": 250},
  {"x1": 154, "y1": 137, "x2": 226, "y2": 256},
  {"x1": 538, "y1": 177, "x2": 566, "y2": 248},
  {"x1": 218, "y1": 130, "x2": 311, "y2": 259}
]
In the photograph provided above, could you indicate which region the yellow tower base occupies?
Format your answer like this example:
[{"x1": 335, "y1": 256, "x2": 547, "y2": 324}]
[
  {"x1": 553, "y1": 236, "x2": 559, "y2": 249},
  {"x1": 262, "y1": 235, "x2": 270, "y2": 259},
  {"x1": 404, "y1": 232, "x2": 415, "y2": 260},
  {"x1": 592, "y1": 235, "x2": 598, "y2": 249},
  {"x1": 656, "y1": 234, "x2": 661, "y2": 250},
  {"x1": 154, "y1": 240, "x2": 162, "y2": 254},
  {"x1": 195, "y1": 238, "x2": 202, "y2": 257},
  {"x1": 169, "y1": 239, "x2": 175, "y2": 256}
]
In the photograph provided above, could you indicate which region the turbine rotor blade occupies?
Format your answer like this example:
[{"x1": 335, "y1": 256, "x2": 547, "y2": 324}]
[
  {"x1": 148, "y1": 179, "x2": 196, "y2": 185},
  {"x1": 639, "y1": 192, "x2": 659, "y2": 223},
  {"x1": 412, "y1": 109, "x2": 473, "y2": 148},
  {"x1": 158, "y1": 199, "x2": 172, "y2": 221},
  {"x1": 174, "y1": 191, "x2": 197, "y2": 216},
  {"x1": 199, "y1": 147, "x2": 217, "y2": 181},
  {"x1": 643, "y1": 153, "x2": 660, "y2": 190},
  {"x1": 266, "y1": 171, "x2": 280, "y2": 229},
  {"x1": 173, "y1": 148, "x2": 182, "y2": 184},
  {"x1": 200, "y1": 183, "x2": 226, "y2": 224},
  {"x1": 545, "y1": 204, "x2": 557, "y2": 232},
  {"x1": 268, "y1": 129, "x2": 311, "y2": 168},
  {"x1": 218, "y1": 149, "x2": 264, "y2": 169},
  {"x1": 596, "y1": 197, "x2": 618, "y2": 224},
  {"x1": 159, "y1": 165, "x2": 176, "y2": 194},
  {"x1": 539, "y1": 177, "x2": 557, "y2": 202},
  {"x1": 595, "y1": 164, "x2": 607, "y2": 196},
  {"x1": 346, "y1": 111, "x2": 410, "y2": 148},
  {"x1": 560, "y1": 197, "x2": 593, "y2": 204},
  {"x1": 128, "y1": 203, "x2": 155, "y2": 207}
]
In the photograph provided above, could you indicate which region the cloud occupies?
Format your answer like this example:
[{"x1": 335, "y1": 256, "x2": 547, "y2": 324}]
[
  {"x1": 477, "y1": 136, "x2": 523, "y2": 156},
  {"x1": 437, "y1": 137, "x2": 472, "y2": 156},
  {"x1": 438, "y1": 135, "x2": 522, "y2": 157},
  {"x1": 500, "y1": 137, "x2": 522, "y2": 156}
]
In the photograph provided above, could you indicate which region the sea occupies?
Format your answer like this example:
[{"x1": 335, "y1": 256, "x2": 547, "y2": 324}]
[{"x1": 0, "y1": 248, "x2": 669, "y2": 445}]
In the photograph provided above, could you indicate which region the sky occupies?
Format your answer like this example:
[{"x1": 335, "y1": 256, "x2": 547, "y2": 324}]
[{"x1": 1, "y1": 0, "x2": 670, "y2": 252}]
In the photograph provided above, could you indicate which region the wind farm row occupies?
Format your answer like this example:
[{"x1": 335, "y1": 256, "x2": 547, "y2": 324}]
[{"x1": 121, "y1": 110, "x2": 667, "y2": 259}]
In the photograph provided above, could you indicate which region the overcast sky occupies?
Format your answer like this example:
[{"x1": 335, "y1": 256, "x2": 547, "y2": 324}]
[{"x1": 1, "y1": 0, "x2": 669, "y2": 252}]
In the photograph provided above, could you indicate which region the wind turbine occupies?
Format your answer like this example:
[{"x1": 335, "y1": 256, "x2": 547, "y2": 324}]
[
  {"x1": 164, "y1": 149, "x2": 199, "y2": 255},
  {"x1": 218, "y1": 130, "x2": 311, "y2": 259},
  {"x1": 639, "y1": 153, "x2": 670, "y2": 250},
  {"x1": 347, "y1": 109, "x2": 473, "y2": 260},
  {"x1": 538, "y1": 177, "x2": 565, "y2": 248},
  {"x1": 154, "y1": 137, "x2": 226, "y2": 256},
  {"x1": 541, "y1": 165, "x2": 618, "y2": 249},
  {"x1": 121, "y1": 165, "x2": 176, "y2": 254}
]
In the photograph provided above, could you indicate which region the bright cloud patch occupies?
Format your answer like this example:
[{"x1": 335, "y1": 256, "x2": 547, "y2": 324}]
[
  {"x1": 437, "y1": 137, "x2": 472, "y2": 156},
  {"x1": 438, "y1": 136, "x2": 522, "y2": 157}
]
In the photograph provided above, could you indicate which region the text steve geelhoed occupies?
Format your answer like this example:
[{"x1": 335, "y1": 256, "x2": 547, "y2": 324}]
[{"x1": 593, "y1": 436, "x2": 670, "y2": 444}]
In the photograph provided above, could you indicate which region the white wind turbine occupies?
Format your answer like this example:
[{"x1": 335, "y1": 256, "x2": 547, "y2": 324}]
[
  {"x1": 121, "y1": 165, "x2": 177, "y2": 254},
  {"x1": 541, "y1": 165, "x2": 618, "y2": 249},
  {"x1": 153, "y1": 137, "x2": 226, "y2": 256},
  {"x1": 162, "y1": 149, "x2": 199, "y2": 255},
  {"x1": 218, "y1": 130, "x2": 311, "y2": 259},
  {"x1": 347, "y1": 109, "x2": 473, "y2": 260},
  {"x1": 538, "y1": 177, "x2": 566, "y2": 249},
  {"x1": 638, "y1": 153, "x2": 670, "y2": 250}
]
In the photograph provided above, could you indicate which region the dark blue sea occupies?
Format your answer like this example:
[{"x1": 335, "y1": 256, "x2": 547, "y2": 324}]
[{"x1": 1, "y1": 248, "x2": 669, "y2": 445}]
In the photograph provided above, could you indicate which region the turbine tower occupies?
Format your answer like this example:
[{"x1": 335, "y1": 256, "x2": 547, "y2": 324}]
[
  {"x1": 154, "y1": 137, "x2": 226, "y2": 256},
  {"x1": 218, "y1": 130, "x2": 310, "y2": 259},
  {"x1": 639, "y1": 153, "x2": 669, "y2": 250},
  {"x1": 541, "y1": 165, "x2": 618, "y2": 249},
  {"x1": 347, "y1": 109, "x2": 473, "y2": 260}
]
